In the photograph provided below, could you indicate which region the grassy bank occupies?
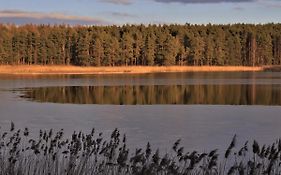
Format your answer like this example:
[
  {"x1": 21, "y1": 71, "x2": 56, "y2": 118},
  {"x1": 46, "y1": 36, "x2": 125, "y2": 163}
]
[
  {"x1": 0, "y1": 65, "x2": 274, "y2": 75},
  {"x1": 1, "y1": 122, "x2": 281, "y2": 175}
]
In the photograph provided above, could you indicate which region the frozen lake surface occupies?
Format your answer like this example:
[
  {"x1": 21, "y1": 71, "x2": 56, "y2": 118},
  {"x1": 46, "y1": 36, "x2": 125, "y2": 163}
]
[{"x1": 0, "y1": 72, "x2": 280, "y2": 151}]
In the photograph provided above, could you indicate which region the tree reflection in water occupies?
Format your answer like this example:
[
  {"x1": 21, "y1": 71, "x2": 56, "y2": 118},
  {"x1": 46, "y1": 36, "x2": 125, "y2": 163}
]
[{"x1": 17, "y1": 84, "x2": 281, "y2": 105}]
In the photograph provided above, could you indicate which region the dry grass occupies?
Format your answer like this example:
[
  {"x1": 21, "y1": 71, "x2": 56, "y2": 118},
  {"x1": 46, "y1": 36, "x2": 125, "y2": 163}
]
[{"x1": 0, "y1": 65, "x2": 268, "y2": 75}]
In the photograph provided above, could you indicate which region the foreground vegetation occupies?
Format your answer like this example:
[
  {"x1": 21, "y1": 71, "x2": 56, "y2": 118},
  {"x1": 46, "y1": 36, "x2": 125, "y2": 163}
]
[
  {"x1": 1, "y1": 123, "x2": 281, "y2": 175},
  {"x1": 0, "y1": 23, "x2": 281, "y2": 67}
]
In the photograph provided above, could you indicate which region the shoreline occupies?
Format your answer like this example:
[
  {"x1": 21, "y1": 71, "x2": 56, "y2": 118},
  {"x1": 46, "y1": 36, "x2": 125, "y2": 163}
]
[{"x1": 0, "y1": 65, "x2": 279, "y2": 75}]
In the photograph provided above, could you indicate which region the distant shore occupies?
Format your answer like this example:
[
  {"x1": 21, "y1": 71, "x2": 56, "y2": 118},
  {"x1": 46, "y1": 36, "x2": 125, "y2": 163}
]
[{"x1": 0, "y1": 65, "x2": 279, "y2": 75}]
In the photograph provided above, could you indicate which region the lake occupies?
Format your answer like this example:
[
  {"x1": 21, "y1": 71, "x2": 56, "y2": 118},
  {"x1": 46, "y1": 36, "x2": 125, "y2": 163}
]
[{"x1": 0, "y1": 72, "x2": 280, "y2": 152}]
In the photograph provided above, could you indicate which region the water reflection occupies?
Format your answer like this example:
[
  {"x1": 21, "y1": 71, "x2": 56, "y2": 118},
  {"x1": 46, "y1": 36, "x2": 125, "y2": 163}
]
[{"x1": 17, "y1": 84, "x2": 281, "y2": 105}]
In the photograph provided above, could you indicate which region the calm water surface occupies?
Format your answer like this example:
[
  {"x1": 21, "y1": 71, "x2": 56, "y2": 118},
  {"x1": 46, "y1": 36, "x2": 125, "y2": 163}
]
[{"x1": 0, "y1": 72, "x2": 280, "y2": 151}]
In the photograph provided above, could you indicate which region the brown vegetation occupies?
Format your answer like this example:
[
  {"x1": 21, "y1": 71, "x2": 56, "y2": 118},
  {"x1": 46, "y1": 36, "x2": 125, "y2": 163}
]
[{"x1": 0, "y1": 65, "x2": 269, "y2": 75}]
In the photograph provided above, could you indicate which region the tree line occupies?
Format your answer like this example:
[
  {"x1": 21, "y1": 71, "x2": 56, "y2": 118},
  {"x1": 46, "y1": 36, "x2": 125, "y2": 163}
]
[{"x1": 0, "y1": 23, "x2": 280, "y2": 66}]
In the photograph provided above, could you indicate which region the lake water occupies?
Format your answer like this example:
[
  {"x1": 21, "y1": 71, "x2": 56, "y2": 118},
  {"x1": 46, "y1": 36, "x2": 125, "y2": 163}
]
[{"x1": 0, "y1": 72, "x2": 280, "y2": 152}]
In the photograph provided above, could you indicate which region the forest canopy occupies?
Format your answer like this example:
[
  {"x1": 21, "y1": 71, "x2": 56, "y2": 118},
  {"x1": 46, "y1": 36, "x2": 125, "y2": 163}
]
[{"x1": 0, "y1": 23, "x2": 280, "y2": 66}]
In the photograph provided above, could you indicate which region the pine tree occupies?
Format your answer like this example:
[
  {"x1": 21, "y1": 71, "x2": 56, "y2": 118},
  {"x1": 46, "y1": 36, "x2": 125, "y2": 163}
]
[
  {"x1": 273, "y1": 35, "x2": 281, "y2": 65},
  {"x1": 190, "y1": 34, "x2": 205, "y2": 66},
  {"x1": 143, "y1": 33, "x2": 156, "y2": 66},
  {"x1": 204, "y1": 36, "x2": 214, "y2": 65},
  {"x1": 247, "y1": 32, "x2": 257, "y2": 66},
  {"x1": 76, "y1": 30, "x2": 90, "y2": 66},
  {"x1": 92, "y1": 38, "x2": 104, "y2": 66},
  {"x1": 133, "y1": 31, "x2": 143, "y2": 65},
  {"x1": 121, "y1": 32, "x2": 133, "y2": 66},
  {"x1": 163, "y1": 35, "x2": 179, "y2": 65},
  {"x1": 213, "y1": 28, "x2": 225, "y2": 65}
]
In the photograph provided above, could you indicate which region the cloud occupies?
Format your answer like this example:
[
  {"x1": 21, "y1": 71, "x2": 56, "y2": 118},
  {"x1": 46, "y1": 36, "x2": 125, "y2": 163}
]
[
  {"x1": 153, "y1": 0, "x2": 255, "y2": 3},
  {"x1": 111, "y1": 12, "x2": 137, "y2": 18},
  {"x1": 0, "y1": 10, "x2": 109, "y2": 25},
  {"x1": 257, "y1": 0, "x2": 281, "y2": 8},
  {"x1": 101, "y1": 0, "x2": 132, "y2": 5},
  {"x1": 233, "y1": 6, "x2": 244, "y2": 10}
]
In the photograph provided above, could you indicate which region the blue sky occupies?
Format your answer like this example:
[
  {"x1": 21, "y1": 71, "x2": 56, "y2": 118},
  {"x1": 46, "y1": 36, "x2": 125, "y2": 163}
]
[{"x1": 0, "y1": 0, "x2": 280, "y2": 25}]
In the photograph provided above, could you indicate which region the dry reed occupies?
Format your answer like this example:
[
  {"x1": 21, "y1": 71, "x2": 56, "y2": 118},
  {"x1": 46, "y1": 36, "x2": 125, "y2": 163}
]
[
  {"x1": 0, "y1": 65, "x2": 268, "y2": 75},
  {"x1": 1, "y1": 122, "x2": 281, "y2": 175}
]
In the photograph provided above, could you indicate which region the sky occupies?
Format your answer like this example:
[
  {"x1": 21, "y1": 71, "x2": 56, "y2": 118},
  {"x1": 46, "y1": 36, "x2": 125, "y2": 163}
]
[{"x1": 0, "y1": 0, "x2": 280, "y2": 25}]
